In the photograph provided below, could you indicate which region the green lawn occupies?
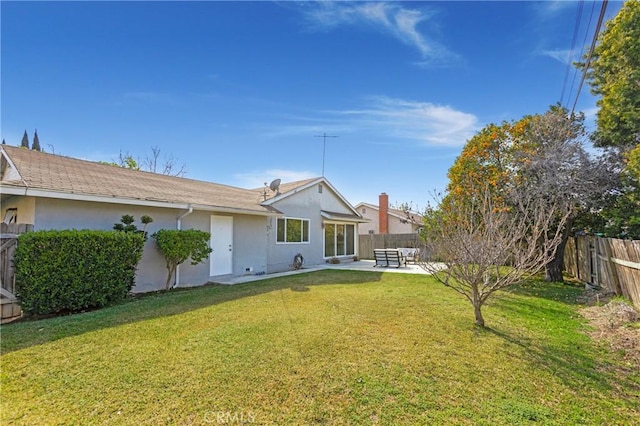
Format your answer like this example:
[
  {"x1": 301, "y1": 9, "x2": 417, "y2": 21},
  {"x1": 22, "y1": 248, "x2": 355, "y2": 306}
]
[{"x1": 1, "y1": 270, "x2": 638, "y2": 425}]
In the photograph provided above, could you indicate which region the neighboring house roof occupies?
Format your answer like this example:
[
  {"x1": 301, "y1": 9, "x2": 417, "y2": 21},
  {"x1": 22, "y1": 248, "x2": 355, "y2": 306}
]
[
  {"x1": 354, "y1": 202, "x2": 423, "y2": 225},
  {"x1": 0, "y1": 145, "x2": 281, "y2": 216}
]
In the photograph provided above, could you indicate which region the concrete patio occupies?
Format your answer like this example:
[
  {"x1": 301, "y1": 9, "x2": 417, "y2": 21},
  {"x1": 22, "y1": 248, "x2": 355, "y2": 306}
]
[{"x1": 213, "y1": 259, "x2": 445, "y2": 285}]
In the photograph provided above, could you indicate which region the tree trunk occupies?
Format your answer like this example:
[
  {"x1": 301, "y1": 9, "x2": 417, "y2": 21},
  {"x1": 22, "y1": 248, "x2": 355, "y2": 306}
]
[
  {"x1": 545, "y1": 218, "x2": 574, "y2": 282},
  {"x1": 472, "y1": 285, "x2": 485, "y2": 327},
  {"x1": 166, "y1": 264, "x2": 176, "y2": 290},
  {"x1": 473, "y1": 302, "x2": 485, "y2": 327}
]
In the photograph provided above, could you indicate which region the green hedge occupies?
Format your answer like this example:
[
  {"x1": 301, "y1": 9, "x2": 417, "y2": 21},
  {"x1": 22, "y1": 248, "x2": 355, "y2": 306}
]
[{"x1": 14, "y1": 230, "x2": 145, "y2": 316}]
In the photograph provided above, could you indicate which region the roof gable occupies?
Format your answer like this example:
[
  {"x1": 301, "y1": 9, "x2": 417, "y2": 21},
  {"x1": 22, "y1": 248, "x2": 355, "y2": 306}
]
[
  {"x1": 354, "y1": 201, "x2": 423, "y2": 222},
  {"x1": 1, "y1": 148, "x2": 23, "y2": 182},
  {"x1": 260, "y1": 177, "x2": 361, "y2": 217}
]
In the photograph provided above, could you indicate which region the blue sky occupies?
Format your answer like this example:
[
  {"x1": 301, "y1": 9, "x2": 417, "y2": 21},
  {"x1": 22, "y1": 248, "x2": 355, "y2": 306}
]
[{"x1": 1, "y1": 1, "x2": 623, "y2": 210}]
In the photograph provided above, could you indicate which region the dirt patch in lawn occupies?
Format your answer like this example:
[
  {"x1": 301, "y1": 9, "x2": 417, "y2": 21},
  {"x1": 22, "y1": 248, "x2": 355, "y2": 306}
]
[{"x1": 578, "y1": 290, "x2": 640, "y2": 369}]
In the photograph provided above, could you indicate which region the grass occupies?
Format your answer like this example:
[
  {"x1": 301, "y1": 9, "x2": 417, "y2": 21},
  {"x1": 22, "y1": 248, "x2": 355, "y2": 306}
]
[{"x1": 1, "y1": 270, "x2": 639, "y2": 425}]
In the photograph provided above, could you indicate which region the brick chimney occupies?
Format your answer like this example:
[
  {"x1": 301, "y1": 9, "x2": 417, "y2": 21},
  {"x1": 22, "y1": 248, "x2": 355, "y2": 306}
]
[{"x1": 379, "y1": 192, "x2": 389, "y2": 235}]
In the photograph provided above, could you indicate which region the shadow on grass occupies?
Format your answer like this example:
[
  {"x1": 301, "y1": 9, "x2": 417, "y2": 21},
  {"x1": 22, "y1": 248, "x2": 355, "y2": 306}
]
[
  {"x1": 1, "y1": 269, "x2": 384, "y2": 353},
  {"x1": 483, "y1": 294, "x2": 640, "y2": 401},
  {"x1": 506, "y1": 278, "x2": 585, "y2": 305}
]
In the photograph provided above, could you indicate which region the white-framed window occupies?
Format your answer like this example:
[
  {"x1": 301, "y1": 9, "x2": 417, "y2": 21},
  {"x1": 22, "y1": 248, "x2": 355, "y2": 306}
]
[
  {"x1": 324, "y1": 222, "x2": 356, "y2": 257},
  {"x1": 277, "y1": 217, "x2": 310, "y2": 243}
]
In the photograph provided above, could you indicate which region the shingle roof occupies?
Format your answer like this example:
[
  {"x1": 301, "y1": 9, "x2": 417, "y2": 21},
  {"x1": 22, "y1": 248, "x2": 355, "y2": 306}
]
[
  {"x1": 252, "y1": 177, "x2": 321, "y2": 200},
  {"x1": 0, "y1": 145, "x2": 280, "y2": 215}
]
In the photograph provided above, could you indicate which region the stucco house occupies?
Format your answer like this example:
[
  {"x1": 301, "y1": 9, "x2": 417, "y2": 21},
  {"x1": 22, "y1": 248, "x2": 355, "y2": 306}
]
[
  {"x1": 355, "y1": 193, "x2": 423, "y2": 235},
  {"x1": 0, "y1": 145, "x2": 365, "y2": 292}
]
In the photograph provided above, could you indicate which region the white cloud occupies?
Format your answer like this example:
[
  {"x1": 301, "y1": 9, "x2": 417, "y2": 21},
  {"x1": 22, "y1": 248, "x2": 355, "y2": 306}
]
[
  {"x1": 582, "y1": 106, "x2": 598, "y2": 119},
  {"x1": 233, "y1": 169, "x2": 316, "y2": 189},
  {"x1": 301, "y1": 2, "x2": 456, "y2": 63},
  {"x1": 540, "y1": 48, "x2": 572, "y2": 64},
  {"x1": 337, "y1": 96, "x2": 479, "y2": 147},
  {"x1": 260, "y1": 96, "x2": 478, "y2": 147},
  {"x1": 533, "y1": 0, "x2": 575, "y2": 17}
]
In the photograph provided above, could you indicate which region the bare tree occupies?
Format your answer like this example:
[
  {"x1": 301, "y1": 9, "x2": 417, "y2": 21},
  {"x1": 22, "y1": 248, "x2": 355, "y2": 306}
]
[
  {"x1": 517, "y1": 108, "x2": 618, "y2": 281},
  {"x1": 111, "y1": 146, "x2": 187, "y2": 177},
  {"x1": 141, "y1": 146, "x2": 187, "y2": 177},
  {"x1": 419, "y1": 189, "x2": 570, "y2": 327}
]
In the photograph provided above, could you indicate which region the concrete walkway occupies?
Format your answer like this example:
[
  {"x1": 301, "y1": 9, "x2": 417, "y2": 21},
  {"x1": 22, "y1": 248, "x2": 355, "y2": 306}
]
[{"x1": 213, "y1": 259, "x2": 445, "y2": 285}]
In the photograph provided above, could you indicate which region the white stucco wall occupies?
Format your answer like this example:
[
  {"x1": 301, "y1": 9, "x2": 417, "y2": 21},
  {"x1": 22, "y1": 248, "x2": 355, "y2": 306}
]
[
  {"x1": 357, "y1": 205, "x2": 379, "y2": 235},
  {"x1": 356, "y1": 205, "x2": 417, "y2": 235},
  {"x1": 25, "y1": 197, "x2": 270, "y2": 292},
  {"x1": 268, "y1": 182, "x2": 358, "y2": 272},
  {"x1": 388, "y1": 216, "x2": 417, "y2": 234},
  {"x1": 1, "y1": 195, "x2": 36, "y2": 224}
]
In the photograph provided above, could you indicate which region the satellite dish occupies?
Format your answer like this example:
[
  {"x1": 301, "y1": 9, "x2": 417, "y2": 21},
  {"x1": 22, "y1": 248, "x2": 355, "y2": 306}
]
[{"x1": 269, "y1": 178, "x2": 281, "y2": 195}]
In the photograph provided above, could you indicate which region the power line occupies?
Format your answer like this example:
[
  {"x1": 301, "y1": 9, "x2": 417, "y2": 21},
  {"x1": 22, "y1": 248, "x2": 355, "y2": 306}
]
[
  {"x1": 566, "y1": 0, "x2": 597, "y2": 110},
  {"x1": 570, "y1": 0, "x2": 609, "y2": 116},
  {"x1": 314, "y1": 133, "x2": 338, "y2": 177},
  {"x1": 559, "y1": 0, "x2": 584, "y2": 106}
]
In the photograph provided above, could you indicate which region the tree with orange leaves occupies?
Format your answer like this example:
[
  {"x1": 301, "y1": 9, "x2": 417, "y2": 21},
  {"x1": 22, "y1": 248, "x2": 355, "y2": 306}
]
[{"x1": 439, "y1": 105, "x2": 615, "y2": 283}]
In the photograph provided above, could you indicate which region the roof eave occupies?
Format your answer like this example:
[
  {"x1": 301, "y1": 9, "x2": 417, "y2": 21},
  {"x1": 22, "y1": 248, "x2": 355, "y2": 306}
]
[
  {"x1": 320, "y1": 210, "x2": 370, "y2": 223},
  {"x1": 1, "y1": 186, "x2": 192, "y2": 210},
  {"x1": 1, "y1": 186, "x2": 282, "y2": 216},
  {"x1": 190, "y1": 203, "x2": 283, "y2": 217}
]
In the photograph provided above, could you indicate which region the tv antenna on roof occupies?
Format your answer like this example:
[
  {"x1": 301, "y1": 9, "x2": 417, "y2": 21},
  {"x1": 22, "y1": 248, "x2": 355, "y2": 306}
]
[{"x1": 314, "y1": 133, "x2": 338, "y2": 176}]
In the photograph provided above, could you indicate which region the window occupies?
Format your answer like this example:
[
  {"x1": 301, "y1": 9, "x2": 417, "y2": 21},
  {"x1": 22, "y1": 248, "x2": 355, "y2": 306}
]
[
  {"x1": 318, "y1": 184, "x2": 323, "y2": 194},
  {"x1": 324, "y1": 223, "x2": 356, "y2": 257},
  {"x1": 277, "y1": 218, "x2": 309, "y2": 243},
  {"x1": 3, "y1": 208, "x2": 17, "y2": 224},
  {"x1": 361, "y1": 208, "x2": 366, "y2": 214}
]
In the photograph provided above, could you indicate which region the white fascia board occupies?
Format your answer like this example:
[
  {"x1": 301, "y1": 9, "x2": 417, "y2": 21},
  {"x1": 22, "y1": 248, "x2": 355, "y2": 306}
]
[
  {"x1": 1, "y1": 186, "x2": 190, "y2": 210},
  {"x1": 190, "y1": 204, "x2": 283, "y2": 217},
  {"x1": 355, "y1": 202, "x2": 377, "y2": 211}
]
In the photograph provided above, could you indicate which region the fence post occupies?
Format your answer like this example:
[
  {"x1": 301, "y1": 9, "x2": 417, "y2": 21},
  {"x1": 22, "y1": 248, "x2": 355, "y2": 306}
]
[{"x1": 599, "y1": 238, "x2": 617, "y2": 294}]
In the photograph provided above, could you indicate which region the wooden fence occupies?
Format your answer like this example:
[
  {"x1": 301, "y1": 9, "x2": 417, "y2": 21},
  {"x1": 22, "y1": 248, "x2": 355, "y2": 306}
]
[
  {"x1": 564, "y1": 235, "x2": 640, "y2": 309},
  {"x1": 1, "y1": 223, "x2": 33, "y2": 322},
  {"x1": 358, "y1": 233, "x2": 423, "y2": 260}
]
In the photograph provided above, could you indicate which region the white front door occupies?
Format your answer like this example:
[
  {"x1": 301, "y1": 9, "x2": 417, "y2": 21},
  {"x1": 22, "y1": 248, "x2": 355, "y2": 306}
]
[{"x1": 210, "y1": 215, "x2": 233, "y2": 276}]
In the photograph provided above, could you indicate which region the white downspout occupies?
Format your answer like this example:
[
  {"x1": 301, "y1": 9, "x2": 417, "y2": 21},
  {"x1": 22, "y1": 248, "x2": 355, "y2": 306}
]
[{"x1": 174, "y1": 205, "x2": 193, "y2": 288}]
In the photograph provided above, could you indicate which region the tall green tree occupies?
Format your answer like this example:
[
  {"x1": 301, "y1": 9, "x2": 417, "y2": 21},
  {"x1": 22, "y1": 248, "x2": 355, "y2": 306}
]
[
  {"x1": 445, "y1": 105, "x2": 615, "y2": 282},
  {"x1": 579, "y1": 1, "x2": 640, "y2": 238},
  {"x1": 585, "y1": 0, "x2": 640, "y2": 148},
  {"x1": 32, "y1": 130, "x2": 41, "y2": 151},
  {"x1": 20, "y1": 130, "x2": 29, "y2": 148}
]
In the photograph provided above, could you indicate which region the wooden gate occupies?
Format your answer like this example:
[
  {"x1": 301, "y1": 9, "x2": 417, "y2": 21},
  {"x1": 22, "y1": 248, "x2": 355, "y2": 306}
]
[
  {"x1": 1, "y1": 223, "x2": 33, "y2": 323},
  {"x1": 565, "y1": 235, "x2": 640, "y2": 309}
]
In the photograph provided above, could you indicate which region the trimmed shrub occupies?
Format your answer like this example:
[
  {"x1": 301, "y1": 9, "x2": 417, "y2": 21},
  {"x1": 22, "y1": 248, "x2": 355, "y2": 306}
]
[
  {"x1": 14, "y1": 230, "x2": 145, "y2": 316},
  {"x1": 153, "y1": 229, "x2": 212, "y2": 290}
]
